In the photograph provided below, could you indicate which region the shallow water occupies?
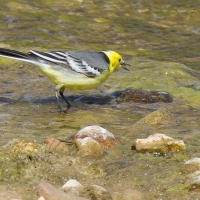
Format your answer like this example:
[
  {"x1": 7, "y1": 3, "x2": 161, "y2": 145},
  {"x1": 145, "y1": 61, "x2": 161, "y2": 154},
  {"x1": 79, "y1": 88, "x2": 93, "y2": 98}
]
[
  {"x1": 0, "y1": 0, "x2": 200, "y2": 199},
  {"x1": 0, "y1": 0, "x2": 200, "y2": 69}
]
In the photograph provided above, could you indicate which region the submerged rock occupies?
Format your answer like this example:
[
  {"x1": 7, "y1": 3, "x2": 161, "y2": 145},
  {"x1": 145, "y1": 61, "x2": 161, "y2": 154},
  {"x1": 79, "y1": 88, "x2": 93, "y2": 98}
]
[
  {"x1": 112, "y1": 188, "x2": 144, "y2": 200},
  {"x1": 132, "y1": 133, "x2": 186, "y2": 154},
  {"x1": 64, "y1": 89, "x2": 173, "y2": 105},
  {"x1": 37, "y1": 181, "x2": 88, "y2": 200},
  {"x1": 115, "y1": 89, "x2": 173, "y2": 103},
  {"x1": 134, "y1": 109, "x2": 174, "y2": 126},
  {"x1": 44, "y1": 138, "x2": 69, "y2": 152},
  {"x1": 75, "y1": 137, "x2": 104, "y2": 158},
  {"x1": 86, "y1": 185, "x2": 112, "y2": 200},
  {"x1": 177, "y1": 158, "x2": 200, "y2": 193},
  {"x1": 181, "y1": 157, "x2": 200, "y2": 174},
  {"x1": 183, "y1": 175, "x2": 200, "y2": 191},
  {"x1": 182, "y1": 171, "x2": 200, "y2": 192},
  {"x1": 71, "y1": 125, "x2": 120, "y2": 150}
]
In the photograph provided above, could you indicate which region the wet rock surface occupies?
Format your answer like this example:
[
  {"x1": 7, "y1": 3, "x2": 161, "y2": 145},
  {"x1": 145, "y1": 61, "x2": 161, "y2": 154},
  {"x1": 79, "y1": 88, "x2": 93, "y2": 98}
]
[
  {"x1": 71, "y1": 125, "x2": 121, "y2": 150},
  {"x1": 132, "y1": 133, "x2": 186, "y2": 154},
  {"x1": 75, "y1": 137, "x2": 105, "y2": 158},
  {"x1": 115, "y1": 89, "x2": 173, "y2": 103}
]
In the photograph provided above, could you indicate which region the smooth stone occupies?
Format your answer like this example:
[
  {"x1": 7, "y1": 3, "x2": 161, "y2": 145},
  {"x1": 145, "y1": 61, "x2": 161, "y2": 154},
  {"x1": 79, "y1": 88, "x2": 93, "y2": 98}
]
[{"x1": 72, "y1": 125, "x2": 120, "y2": 149}]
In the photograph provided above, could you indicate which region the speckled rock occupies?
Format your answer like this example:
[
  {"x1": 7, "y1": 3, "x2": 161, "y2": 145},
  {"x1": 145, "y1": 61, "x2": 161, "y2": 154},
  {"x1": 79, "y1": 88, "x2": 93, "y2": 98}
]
[
  {"x1": 72, "y1": 125, "x2": 120, "y2": 150},
  {"x1": 132, "y1": 133, "x2": 186, "y2": 153},
  {"x1": 13, "y1": 141, "x2": 38, "y2": 153}
]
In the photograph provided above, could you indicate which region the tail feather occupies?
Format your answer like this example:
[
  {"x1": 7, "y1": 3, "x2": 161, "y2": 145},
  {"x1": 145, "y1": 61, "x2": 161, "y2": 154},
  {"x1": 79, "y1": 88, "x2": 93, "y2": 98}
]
[{"x1": 0, "y1": 48, "x2": 31, "y2": 62}]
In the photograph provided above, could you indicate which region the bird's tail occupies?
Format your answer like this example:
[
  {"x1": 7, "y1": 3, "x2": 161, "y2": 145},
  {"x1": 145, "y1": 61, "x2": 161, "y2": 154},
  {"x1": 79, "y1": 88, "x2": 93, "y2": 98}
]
[{"x1": 0, "y1": 48, "x2": 31, "y2": 63}]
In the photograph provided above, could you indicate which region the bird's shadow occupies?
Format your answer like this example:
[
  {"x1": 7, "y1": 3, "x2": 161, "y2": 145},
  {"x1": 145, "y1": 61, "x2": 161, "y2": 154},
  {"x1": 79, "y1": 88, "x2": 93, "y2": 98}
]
[
  {"x1": 0, "y1": 89, "x2": 173, "y2": 106},
  {"x1": 0, "y1": 91, "x2": 122, "y2": 105}
]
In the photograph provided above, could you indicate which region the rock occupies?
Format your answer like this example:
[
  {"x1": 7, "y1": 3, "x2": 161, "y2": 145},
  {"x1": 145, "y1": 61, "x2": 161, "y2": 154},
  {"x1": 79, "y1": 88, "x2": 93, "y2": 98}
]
[
  {"x1": 181, "y1": 157, "x2": 200, "y2": 174},
  {"x1": 121, "y1": 189, "x2": 144, "y2": 200},
  {"x1": 37, "y1": 181, "x2": 88, "y2": 200},
  {"x1": 38, "y1": 196, "x2": 45, "y2": 200},
  {"x1": 44, "y1": 138, "x2": 69, "y2": 152},
  {"x1": 115, "y1": 89, "x2": 173, "y2": 103},
  {"x1": 13, "y1": 141, "x2": 38, "y2": 153},
  {"x1": 183, "y1": 175, "x2": 200, "y2": 191},
  {"x1": 135, "y1": 110, "x2": 174, "y2": 126},
  {"x1": 72, "y1": 125, "x2": 120, "y2": 150},
  {"x1": 185, "y1": 157, "x2": 200, "y2": 165},
  {"x1": 63, "y1": 89, "x2": 173, "y2": 104},
  {"x1": 132, "y1": 133, "x2": 186, "y2": 154},
  {"x1": 87, "y1": 185, "x2": 112, "y2": 200},
  {"x1": 75, "y1": 137, "x2": 104, "y2": 158},
  {"x1": 62, "y1": 179, "x2": 83, "y2": 189},
  {"x1": 177, "y1": 158, "x2": 200, "y2": 193},
  {"x1": 112, "y1": 189, "x2": 144, "y2": 200},
  {"x1": 62, "y1": 179, "x2": 83, "y2": 195}
]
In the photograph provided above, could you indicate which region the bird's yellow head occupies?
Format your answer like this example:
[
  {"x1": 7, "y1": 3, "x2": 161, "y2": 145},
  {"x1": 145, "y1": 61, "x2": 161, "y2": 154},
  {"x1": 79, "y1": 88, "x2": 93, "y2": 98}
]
[{"x1": 102, "y1": 50, "x2": 129, "y2": 73}]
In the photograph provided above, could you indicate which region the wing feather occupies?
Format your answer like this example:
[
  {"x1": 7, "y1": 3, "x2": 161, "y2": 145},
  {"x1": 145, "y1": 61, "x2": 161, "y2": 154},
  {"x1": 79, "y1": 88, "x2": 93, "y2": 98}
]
[{"x1": 29, "y1": 50, "x2": 109, "y2": 77}]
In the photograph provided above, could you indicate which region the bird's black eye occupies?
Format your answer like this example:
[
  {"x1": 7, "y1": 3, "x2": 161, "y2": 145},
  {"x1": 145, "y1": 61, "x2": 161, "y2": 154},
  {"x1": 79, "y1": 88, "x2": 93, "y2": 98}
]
[{"x1": 119, "y1": 59, "x2": 121, "y2": 62}]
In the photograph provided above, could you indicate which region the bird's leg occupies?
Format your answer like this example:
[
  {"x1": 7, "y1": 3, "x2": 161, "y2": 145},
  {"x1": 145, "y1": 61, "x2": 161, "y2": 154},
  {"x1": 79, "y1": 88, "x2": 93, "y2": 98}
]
[
  {"x1": 59, "y1": 87, "x2": 71, "y2": 109},
  {"x1": 55, "y1": 85, "x2": 71, "y2": 112},
  {"x1": 54, "y1": 85, "x2": 63, "y2": 112}
]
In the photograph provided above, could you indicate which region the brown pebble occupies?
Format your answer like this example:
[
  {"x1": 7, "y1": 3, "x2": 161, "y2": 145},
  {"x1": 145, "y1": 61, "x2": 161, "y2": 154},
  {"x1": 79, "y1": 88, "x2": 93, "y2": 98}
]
[{"x1": 45, "y1": 138, "x2": 69, "y2": 152}]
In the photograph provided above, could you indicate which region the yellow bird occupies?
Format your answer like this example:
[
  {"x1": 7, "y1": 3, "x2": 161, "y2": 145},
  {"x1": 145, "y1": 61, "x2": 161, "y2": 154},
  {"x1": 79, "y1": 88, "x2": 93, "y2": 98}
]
[{"x1": 0, "y1": 48, "x2": 130, "y2": 112}]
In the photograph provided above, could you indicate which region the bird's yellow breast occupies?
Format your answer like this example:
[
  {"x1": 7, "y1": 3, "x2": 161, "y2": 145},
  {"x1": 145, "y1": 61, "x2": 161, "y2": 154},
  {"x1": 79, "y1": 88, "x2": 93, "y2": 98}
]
[{"x1": 38, "y1": 64, "x2": 111, "y2": 90}]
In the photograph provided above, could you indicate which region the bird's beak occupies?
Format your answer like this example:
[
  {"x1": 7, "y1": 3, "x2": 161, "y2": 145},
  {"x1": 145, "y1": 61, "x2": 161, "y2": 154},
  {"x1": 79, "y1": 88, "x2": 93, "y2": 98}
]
[{"x1": 121, "y1": 60, "x2": 131, "y2": 71}]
